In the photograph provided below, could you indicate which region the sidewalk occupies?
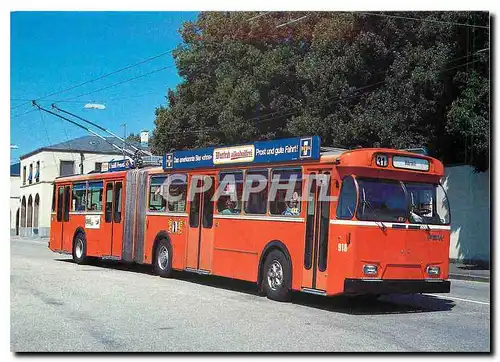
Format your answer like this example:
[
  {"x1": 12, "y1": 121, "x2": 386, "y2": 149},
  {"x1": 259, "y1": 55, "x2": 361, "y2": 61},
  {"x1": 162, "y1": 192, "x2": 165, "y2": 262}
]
[
  {"x1": 11, "y1": 235, "x2": 49, "y2": 243},
  {"x1": 449, "y1": 262, "x2": 490, "y2": 283}
]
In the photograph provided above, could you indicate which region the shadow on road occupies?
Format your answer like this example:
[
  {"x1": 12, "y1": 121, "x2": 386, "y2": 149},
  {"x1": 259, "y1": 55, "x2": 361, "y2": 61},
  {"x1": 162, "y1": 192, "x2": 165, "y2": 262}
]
[
  {"x1": 56, "y1": 258, "x2": 156, "y2": 275},
  {"x1": 55, "y1": 258, "x2": 455, "y2": 315}
]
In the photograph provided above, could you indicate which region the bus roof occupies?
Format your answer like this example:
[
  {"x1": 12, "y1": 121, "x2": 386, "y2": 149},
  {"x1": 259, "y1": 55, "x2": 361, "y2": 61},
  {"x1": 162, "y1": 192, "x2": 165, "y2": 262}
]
[
  {"x1": 330, "y1": 148, "x2": 444, "y2": 176},
  {"x1": 53, "y1": 139, "x2": 443, "y2": 183}
]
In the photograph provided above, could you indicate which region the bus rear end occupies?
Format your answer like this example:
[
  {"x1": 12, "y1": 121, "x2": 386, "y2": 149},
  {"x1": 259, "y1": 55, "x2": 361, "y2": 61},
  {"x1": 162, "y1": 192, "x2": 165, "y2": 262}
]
[{"x1": 331, "y1": 149, "x2": 451, "y2": 296}]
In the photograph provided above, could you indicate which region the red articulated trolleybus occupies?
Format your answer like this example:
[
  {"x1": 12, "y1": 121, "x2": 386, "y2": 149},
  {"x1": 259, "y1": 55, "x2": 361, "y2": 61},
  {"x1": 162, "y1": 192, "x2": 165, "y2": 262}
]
[{"x1": 49, "y1": 136, "x2": 451, "y2": 301}]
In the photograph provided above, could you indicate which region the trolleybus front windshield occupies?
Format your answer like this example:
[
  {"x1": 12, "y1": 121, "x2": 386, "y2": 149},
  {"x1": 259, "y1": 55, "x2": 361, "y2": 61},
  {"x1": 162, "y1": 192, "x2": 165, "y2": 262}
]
[
  {"x1": 354, "y1": 178, "x2": 451, "y2": 225},
  {"x1": 356, "y1": 178, "x2": 407, "y2": 222},
  {"x1": 404, "y1": 182, "x2": 450, "y2": 225}
]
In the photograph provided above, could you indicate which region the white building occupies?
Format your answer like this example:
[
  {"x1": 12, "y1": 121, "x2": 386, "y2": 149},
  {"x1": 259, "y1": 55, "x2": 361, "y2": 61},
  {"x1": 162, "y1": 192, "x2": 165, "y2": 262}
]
[
  {"x1": 10, "y1": 163, "x2": 21, "y2": 235},
  {"x1": 443, "y1": 165, "x2": 490, "y2": 265},
  {"x1": 17, "y1": 135, "x2": 147, "y2": 237}
]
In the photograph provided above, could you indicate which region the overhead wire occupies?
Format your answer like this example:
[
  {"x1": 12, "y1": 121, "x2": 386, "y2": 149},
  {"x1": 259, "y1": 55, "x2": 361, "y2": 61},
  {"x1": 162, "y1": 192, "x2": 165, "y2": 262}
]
[
  {"x1": 11, "y1": 47, "x2": 176, "y2": 111},
  {"x1": 11, "y1": 90, "x2": 165, "y2": 108},
  {"x1": 356, "y1": 12, "x2": 490, "y2": 30},
  {"x1": 247, "y1": 12, "x2": 272, "y2": 21},
  {"x1": 55, "y1": 64, "x2": 176, "y2": 103},
  {"x1": 38, "y1": 108, "x2": 60, "y2": 169}
]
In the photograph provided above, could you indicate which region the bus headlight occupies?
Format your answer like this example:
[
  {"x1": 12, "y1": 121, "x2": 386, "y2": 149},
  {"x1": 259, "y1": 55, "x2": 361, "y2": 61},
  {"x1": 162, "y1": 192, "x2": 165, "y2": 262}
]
[
  {"x1": 363, "y1": 264, "x2": 378, "y2": 275},
  {"x1": 426, "y1": 266, "x2": 440, "y2": 276}
]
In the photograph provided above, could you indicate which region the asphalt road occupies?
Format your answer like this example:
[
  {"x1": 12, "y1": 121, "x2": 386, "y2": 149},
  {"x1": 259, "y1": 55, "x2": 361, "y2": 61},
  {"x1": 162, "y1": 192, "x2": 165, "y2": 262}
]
[{"x1": 11, "y1": 237, "x2": 490, "y2": 352}]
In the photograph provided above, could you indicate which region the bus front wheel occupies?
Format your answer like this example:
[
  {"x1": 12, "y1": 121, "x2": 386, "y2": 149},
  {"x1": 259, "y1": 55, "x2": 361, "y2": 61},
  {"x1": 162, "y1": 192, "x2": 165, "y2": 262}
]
[
  {"x1": 73, "y1": 233, "x2": 88, "y2": 265},
  {"x1": 263, "y1": 250, "x2": 291, "y2": 302},
  {"x1": 153, "y1": 239, "x2": 173, "y2": 278}
]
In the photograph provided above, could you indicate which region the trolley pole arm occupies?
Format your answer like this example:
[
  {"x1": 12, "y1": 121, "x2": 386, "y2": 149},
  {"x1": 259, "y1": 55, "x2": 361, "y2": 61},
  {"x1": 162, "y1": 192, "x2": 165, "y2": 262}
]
[
  {"x1": 32, "y1": 101, "x2": 136, "y2": 158},
  {"x1": 51, "y1": 103, "x2": 152, "y2": 156}
]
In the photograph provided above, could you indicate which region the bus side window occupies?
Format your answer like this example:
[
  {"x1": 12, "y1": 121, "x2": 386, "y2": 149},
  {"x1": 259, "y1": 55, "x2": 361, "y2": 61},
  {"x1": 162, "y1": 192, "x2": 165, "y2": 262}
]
[
  {"x1": 63, "y1": 186, "x2": 71, "y2": 222},
  {"x1": 87, "y1": 181, "x2": 104, "y2": 211},
  {"x1": 336, "y1": 176, "x2": 356, "y2": 219},
  {"x1": 105, "y1": 182, "x2": 113, "y2": 223},
  {"x1": 51, "y1": 184, "x2": 56, "y2": 212},
  {"x1": 202, "y1": 177, "x2": 215, "y2": 228},
  {"x1": 149, "y1": 175, "x2": 166, "y2": 212},
  {"x1": 56, "y1": 186, "x2": 64, "y2": 222},
  {"x1": 72, "y1": 183, "x2": 87, "y2": 211},
  {"x1": 243, "y1": 170, "x2": 268, "y2": 215},
  {"x1": 114, "y1": 182, "x2": 123, "y2": 223},
  {"x1": 269, "y1": 169, "x2": 302, "y2": 216},
  {"x1": 189, "y1": 177, "x2": 203, "y2": 228},
  {"x1": 217, "y1": 171, "x2": 243, "y2": 214},
  {"x1": 167, "y1": 174, "x2": 187, "y2": 213}
]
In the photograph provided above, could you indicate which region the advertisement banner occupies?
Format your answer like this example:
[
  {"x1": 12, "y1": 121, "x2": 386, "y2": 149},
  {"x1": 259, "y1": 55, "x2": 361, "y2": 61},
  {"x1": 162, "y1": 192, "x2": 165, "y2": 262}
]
[{"x1": 163, "y1": 136, "x2": 321, "y2": 170}]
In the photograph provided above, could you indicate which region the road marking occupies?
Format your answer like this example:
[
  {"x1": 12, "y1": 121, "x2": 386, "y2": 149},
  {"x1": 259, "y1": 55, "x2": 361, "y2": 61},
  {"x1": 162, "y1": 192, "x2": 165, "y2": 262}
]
[
  {"x1": 425, "y1": 294, "x2": 490, "y2": 305},
  {"x1": 450, "y1": 278, "x2": 490, "y2": 284}
]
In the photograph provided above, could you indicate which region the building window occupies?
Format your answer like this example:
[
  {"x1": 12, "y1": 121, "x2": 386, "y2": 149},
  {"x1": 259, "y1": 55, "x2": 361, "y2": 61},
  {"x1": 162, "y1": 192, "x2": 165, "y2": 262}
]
[
  {"x1": 28, "y1": 164, "x2": 33, "y2": 184},
  {"x1": 22, "y1": 166, "x2": 26, "y2": 185},
  {"x1": 94, "y1": 162, "x2": 102, "y2": 172},
  {"x1": 35, "y1": 161, "x2": 40, "y2": 182},
  {"x1": 60, "y1": 161, "x2": 75, "y2": 177}
]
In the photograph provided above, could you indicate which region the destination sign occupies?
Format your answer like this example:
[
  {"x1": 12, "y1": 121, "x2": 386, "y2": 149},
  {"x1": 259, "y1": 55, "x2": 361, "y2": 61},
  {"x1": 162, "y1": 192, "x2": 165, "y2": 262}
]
[
  {"x1": 163, "y1": 136, "x2": 321, "y2": 170},
  {"x1": 392, "y1": 156, "x2": 430, "y2": 171}
]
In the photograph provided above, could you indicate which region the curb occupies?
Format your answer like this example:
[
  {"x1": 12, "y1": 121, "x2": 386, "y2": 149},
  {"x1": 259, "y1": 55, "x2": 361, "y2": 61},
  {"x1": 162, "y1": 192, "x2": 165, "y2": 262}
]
[
  {"x1": 12, "y1": 237, "x2": 49, "y2": 244},
  {"x1": 449, "y1": 273, "x2": 490, "y2": 283}
]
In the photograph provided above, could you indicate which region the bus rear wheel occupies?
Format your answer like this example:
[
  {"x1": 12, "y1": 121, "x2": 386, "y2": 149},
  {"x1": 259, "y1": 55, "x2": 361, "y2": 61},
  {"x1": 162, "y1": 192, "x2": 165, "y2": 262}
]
[
  {"x1": 73, "y1": 233, "x2": 88, "y2": 265},
  {"x1": 263, "y1": 250, "x2": 291, "y2": 302},
  {"x1": 153, "y1": 239, "x2": 173, "y2": 278}
]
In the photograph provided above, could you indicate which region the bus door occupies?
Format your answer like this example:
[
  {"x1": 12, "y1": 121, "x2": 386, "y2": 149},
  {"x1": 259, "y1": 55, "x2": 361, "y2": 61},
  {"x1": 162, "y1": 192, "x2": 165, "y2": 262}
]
[
  {"x1": 103, "y1": 180, "x2": 124, "y2": 257},
  {"x1": 301, "y1": 171, "x2": 332, "y2": 292},
  {"x1": 186, "y1": 175, "x2": 215, "y2": 272},
  {"x1": 53, "y1": 184, "x2": 72, "y2": 252}
]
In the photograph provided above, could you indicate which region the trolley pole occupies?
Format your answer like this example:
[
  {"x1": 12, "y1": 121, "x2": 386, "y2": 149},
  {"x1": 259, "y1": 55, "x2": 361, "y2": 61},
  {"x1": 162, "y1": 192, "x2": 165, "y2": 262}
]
[{"x1": 122, "y1": 123, "x2": 126, "y2": 161}]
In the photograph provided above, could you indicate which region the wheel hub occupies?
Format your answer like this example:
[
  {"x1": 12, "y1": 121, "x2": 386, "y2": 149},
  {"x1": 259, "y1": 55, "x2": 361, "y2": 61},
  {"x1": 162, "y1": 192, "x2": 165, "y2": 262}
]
[
  {"x1": 267, "y1": 260, "x2": 283, "y2": 291},
  {"x1": 75, "y1": 239, "x2": 83, "y2": 259},
  {"x1": 157, "y1": 245, "x2": 169, "y2": 270}
]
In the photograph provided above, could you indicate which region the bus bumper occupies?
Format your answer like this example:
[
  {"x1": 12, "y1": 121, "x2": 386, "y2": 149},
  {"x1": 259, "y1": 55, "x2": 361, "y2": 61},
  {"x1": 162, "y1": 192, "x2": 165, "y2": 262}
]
[{"x1": 343, "y1": 279, "x2": 451, "y2": 295}]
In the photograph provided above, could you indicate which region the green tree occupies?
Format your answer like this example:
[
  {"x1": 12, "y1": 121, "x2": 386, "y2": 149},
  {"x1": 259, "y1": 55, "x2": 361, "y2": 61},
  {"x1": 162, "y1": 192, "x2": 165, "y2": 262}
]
[
  {"x1": 151, "y1": 11, "x2": 489, "y2": 171},
  {"x1": 126, "y1": 132, "x2": 141, "y2": 143}
]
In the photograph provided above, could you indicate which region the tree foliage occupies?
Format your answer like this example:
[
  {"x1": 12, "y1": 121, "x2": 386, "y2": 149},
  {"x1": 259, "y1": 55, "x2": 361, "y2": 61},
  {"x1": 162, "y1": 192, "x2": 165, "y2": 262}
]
[
  {"x1": 152, "y1": 11, "x2": 489, "y2": 171},
  {"x1": 126, "y1": 132, "x2": 141, "y2": 143}
]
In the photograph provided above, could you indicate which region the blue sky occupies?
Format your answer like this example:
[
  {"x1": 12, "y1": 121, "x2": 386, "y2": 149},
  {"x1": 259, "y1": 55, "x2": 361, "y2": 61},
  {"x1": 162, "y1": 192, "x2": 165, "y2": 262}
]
[{"x1": 10, "y1": 11, "x2": 198, "y2": 162}]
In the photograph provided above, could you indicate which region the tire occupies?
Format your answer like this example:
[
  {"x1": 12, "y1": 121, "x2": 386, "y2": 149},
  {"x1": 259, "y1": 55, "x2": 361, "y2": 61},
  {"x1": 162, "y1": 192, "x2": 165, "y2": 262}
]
[
  {"x1": 153, "y1": 238, "x2": 173, "y2": 278},
  {"x1": 73, "y1": 233, "x2": 88, "y2": 265},
  {"x1": 262, "y1": 250, "x2": 292, "y2": 302}
]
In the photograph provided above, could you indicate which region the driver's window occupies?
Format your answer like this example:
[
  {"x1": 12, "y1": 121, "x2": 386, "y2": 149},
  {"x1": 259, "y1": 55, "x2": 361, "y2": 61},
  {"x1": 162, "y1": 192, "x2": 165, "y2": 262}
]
[{"x1": 336, "y1": 176, "x2": 356, "y2": 220}]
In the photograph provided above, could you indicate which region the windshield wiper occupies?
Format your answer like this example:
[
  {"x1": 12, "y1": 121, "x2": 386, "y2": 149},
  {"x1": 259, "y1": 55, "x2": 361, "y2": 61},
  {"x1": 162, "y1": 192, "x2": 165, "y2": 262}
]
[
  {"x1": 409, "y1": 206, "x2": 431, "y2": 232},
  {"x1": 361, "y1": 198, "x2": 387, "y2": 231}
]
